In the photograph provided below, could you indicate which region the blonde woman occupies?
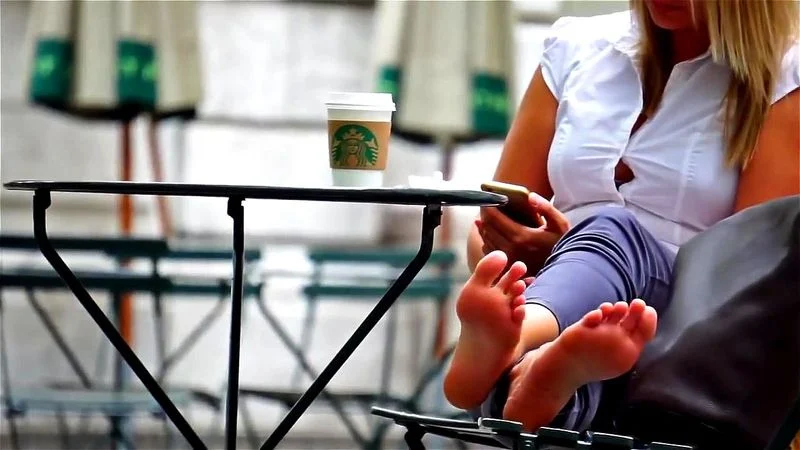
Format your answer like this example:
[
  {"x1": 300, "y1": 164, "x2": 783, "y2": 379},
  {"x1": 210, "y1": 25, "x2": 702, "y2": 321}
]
[{"x1": 443, "y1": 0, "x2": 799, "y2": 445}]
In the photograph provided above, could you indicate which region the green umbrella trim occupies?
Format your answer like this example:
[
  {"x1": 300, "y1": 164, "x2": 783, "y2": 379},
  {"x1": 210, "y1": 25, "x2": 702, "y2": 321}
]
[
  {"x1": 472, "y1": 73, "x2": 510, "y2": 136},
  {"x1": 378, "y1": 65, "x2": 510, "y2": 138},
  {"x1": 30, "y1": 39, "x2": 73, "y2": 105},
  {"x1": 377, "y1": 65, "x2": 402, "y2": 103},
  {"x1": 118, "y1": 39, "x2": 157, "y2": 109}
]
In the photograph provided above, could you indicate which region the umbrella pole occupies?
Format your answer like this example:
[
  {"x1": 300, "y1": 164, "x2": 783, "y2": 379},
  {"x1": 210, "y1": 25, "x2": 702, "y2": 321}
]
[
  {"x1": 119, "y1": 121, "x2": 135, "y2": 346},
  {"x1": 110, "y1": 120, "x2": 135, "y2": 450},
  {"x1": 148, "y1": 117, "x2": 173, "y2": 237},
  {"x1": 439, "y1": 136, "x2": 456, "y2": 245},
  {"x1": 433, "y1": 136, "x2": 456, "y2": 359}
]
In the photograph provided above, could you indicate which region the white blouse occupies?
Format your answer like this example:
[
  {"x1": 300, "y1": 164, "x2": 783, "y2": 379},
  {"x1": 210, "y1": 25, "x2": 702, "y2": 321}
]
[{"x1": 541, "y1": 11, "x2": 800, "y2": 255}]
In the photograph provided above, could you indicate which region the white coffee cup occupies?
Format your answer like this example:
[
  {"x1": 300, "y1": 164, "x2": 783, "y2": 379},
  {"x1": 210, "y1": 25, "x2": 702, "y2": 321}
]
[{"x1": 325, "y1": 92, "x2": 396, "y2": 187}]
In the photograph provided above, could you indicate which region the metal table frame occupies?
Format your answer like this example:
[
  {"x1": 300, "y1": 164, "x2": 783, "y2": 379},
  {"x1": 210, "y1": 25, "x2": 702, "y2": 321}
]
[{"x1": 4, "y1": 180, "x2": 505, "y2": 450}]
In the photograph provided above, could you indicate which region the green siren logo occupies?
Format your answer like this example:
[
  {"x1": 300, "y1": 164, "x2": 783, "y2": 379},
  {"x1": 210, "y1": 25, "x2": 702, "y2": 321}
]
[{"x1": 331, "y1": 125, "x2": 379, "y2": 168}]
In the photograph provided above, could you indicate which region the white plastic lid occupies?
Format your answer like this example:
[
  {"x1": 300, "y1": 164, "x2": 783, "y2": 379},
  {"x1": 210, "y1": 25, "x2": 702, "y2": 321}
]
[{"x1": 325, "y1": 92, "x2": 396, "y2": 111}]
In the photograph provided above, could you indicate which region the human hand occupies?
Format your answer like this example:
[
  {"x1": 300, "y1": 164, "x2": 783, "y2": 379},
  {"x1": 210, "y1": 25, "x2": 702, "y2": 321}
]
[{"x1": 477, "y1": 192, "x2": 570, "y2": 276}]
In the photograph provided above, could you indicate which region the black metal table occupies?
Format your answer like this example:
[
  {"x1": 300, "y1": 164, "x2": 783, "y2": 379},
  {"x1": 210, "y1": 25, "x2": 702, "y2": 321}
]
[{"x1": 3, "y1": 180, "x2": 506, "y2": 450}]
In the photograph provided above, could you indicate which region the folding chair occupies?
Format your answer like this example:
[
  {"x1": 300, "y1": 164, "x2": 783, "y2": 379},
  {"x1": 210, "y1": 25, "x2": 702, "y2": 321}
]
[
  {"x1": 0, "y1": 235, "x2": 263, "y2": 449},
  {"x1": 238, "y1": 247, "x2": 463, "y2": 449}
]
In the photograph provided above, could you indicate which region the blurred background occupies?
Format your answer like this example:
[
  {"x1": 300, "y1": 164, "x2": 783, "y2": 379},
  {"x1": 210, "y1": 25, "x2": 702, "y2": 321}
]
[{"x1": 1, "y1": 1, "x2": 626, "y2": 449}]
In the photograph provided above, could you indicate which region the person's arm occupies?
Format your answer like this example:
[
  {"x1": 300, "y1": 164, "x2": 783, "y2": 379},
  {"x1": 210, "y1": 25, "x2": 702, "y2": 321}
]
[
  {"x1": 466, "y1": 67, "x2": 559, "y2": 271},
  {"x1": 493, "y1": 69, "x2": 558, "y2": 196},
  {"x1": 734, "y1": 89, "x2": 800, "y2": 212},
  {"x1": 466, "y1": 224, "x2": 484, "y2": 272}
]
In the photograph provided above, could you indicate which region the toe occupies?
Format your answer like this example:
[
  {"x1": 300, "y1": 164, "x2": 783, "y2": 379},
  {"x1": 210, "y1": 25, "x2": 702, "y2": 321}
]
[
  {"x1": 472, "y1": 251, "x2": 509, "y2": 285},
  {"x1": 606, "y1": 301, "x2": 629, "y2": 324},
  {"x1": 497, "y1": 261, "x2": 528, "y2": 292},
  {"x1": 581, "y1": 309, "x2": 604, "y2": 328},
  {"x1": 599, "y1": 302, "x2": 615, "y2": 317},
  {"x1": 512, "y1": 305, "x2": 526, "y2": 323},
  {"x1": 508, "y1": 280, "x2": 527, "y2": 297},
  {"x1": 634, "y1": 306, "x2": 658, "y2": 343},
  {"x1": 621, "y1": 299, "x2": 645, "y2": 332},
  {"x1": 510, "y1": 295, "x2": 525, "y2": 308}
]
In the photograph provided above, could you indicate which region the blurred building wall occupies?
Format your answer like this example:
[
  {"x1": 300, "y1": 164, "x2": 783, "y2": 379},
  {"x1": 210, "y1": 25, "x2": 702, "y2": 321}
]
[{"x1": 560, "y1": 0, "x2": 628, "y2": 16}]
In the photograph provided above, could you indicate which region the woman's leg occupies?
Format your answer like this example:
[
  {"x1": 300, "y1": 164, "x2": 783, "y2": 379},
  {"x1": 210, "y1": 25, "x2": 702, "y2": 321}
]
[
  {"x1": 444, "y1": 207, "x2": 674, "y2": 429},
  {"x1": 524, "y1": 207, "x2": 674, "y2": 334}
]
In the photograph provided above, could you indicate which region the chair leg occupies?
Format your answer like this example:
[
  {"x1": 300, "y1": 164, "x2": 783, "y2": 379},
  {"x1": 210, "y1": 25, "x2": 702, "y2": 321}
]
[
  {"x1": 379, "y1": 305, "x2": 397, "y2": 403},
  {"x1": 74, "y1": 325, "x2": 113, "y2": 440},
  {"x1": 252, "y1": 293, "x2": 368, "y2": 447},
  {"x1": 24, "y1": 288, "x2": 93, "y2": 388},
  {"x1": 151, "y1": 293, "x2": 167, "y2": 382},
  {"x1": 239, "y1": 399, "x2": 261, "y2": 450},
  {"x1": 0, "y1": 293, "x2": 21, "y2": 450},
  {"x1": 56, "y1": 407, "x2": 72, "y2": 450},
  {"x1": 292, "y1": 297, "x2": 318, "y2": 388},
  {"x1": 157, "y1": 294, "x2": 227, "y2": 380}
]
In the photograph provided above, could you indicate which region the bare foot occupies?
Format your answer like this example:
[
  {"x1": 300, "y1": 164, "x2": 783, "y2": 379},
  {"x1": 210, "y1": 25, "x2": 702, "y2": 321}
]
[
  {"x1": 444, "y1": 251, "x2": 528, "y2": 409},
  {"x1": 503, "y1": 299, "x2": 657, "y2": 431}
]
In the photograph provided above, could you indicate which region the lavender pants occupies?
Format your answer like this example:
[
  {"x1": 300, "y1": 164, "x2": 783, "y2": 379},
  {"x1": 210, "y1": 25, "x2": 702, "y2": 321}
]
[{"x1": 472, "y1": 206, "x2": 675, "y2": 431}]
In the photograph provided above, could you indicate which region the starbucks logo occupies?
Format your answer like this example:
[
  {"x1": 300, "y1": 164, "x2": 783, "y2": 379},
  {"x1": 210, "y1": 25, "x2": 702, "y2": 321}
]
[{"x1": 331, "y1": 125, "x2": 379, "y2": 168}]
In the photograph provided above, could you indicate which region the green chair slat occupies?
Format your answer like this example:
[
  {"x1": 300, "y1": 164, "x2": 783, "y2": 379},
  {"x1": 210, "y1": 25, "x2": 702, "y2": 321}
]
[
  {"x1": 590, "y1": 432, "x2": 635, "y2": 449},
  {"x1": 169, "y1": 278, "x2": 262, "y2": 297},
  {"x1": 518, "y1": 433, "x2": 539, "y2": 449},
  {"x1": 308, "y1": 247, "x2": 456, "y2": 267},
  {"x1": 2, "y1": 388, "x2": 192, "y2": 416},
  {"x1": 0, "y1": 269, "x2": 170, "y2": 292},
  {"x1": 1, "y1": 269, "x2": 262, "y2": 297},
  {"x1": 303, "y1": 279, "x2": 451, "y2": 299},
  {"x1": 1, "y1": 234, "x2": 265, "y2": 263},
  {"x1": 0, "y1": 234, "x2": 169, "y2": 259},
  {"x1": 537, "y1": 426, "x2": 581, "y2": 448},
  {"x1": 370, "y1": 406, "x2": 481, "y2": 430},
  {"x1": 165, "y1": 247, "x2": 262, "y2": 262},
  {"x1": 239, "y1": 388, "x2": 389, "y2": 408},
  {"x1": 649, "y1": 443, "x2": 695, "y2": 450},
  {"x1": 479, "y1": 417, "x2": 524, "y2": 433}
]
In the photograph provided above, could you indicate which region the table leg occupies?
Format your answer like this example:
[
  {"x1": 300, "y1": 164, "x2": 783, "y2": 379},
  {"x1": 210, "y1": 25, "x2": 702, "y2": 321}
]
[
  {"x1": 260, "y1": 204, "x2": 442, "y2": 449},
  {"x1": 225, "y1": 197, "x2": 245, "y2": 450},
  {"x1": 31, "y1": 190, "x2": 206, "y2": 450}
]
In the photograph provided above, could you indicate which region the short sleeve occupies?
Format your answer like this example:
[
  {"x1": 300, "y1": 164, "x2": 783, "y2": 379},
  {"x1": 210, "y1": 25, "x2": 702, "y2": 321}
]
[
  {"x1": 772, "y1": 40, "x2": 800, "y2": 104},
  {"x1": 539, "y1": 16, "x2": 579, "y2": 100}
]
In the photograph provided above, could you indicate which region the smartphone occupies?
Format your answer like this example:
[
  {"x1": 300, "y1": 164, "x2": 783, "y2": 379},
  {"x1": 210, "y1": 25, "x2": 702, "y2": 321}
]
[{"x1": 480, "y1": 181, "x2": 542, "y2": 227}]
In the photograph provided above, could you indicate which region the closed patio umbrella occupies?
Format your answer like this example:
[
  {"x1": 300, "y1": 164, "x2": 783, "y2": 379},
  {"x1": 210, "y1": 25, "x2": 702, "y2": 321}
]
[
  {"x1": 375, "y1": 0, "x2": 515, "y2": 147},
  {"x1": 23, "y1": 0, "x2": 202, "y2": 350},
  {"x1": 373, "y1": 0, "x2": 516, "y2": 355},
  {"x1": 26, "y1": 0, "x2": 201, "y2": 119}
]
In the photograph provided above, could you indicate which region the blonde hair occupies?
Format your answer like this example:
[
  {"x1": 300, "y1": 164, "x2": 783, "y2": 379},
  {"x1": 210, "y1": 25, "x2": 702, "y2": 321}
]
[{"x1": 631, "y1": 0, "x2": 799, "y2": 168}]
